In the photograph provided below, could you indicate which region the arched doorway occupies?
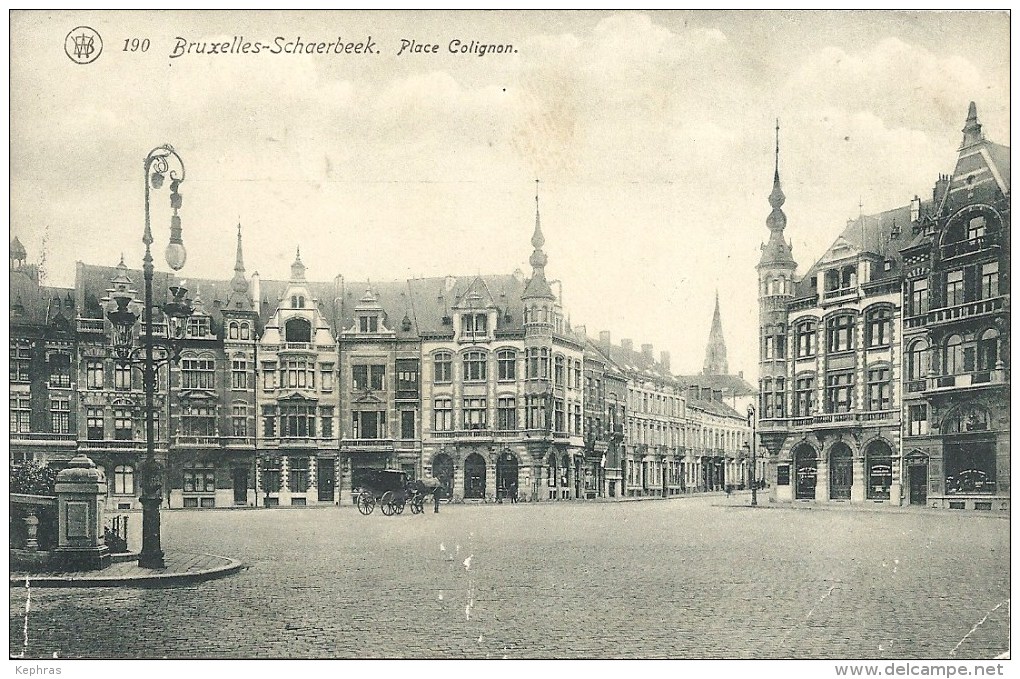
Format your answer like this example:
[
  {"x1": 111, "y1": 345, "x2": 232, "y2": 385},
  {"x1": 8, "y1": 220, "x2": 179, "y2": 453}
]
[
  {"x1": 464, "y1": 453, "x2": 486, "y2": 499},
  {"x1": 865, "y1": 440, "x2": 893, "y2": 500},
  {"x1": 793, "y1": 445, "x2": 817, "y2": 500},
  {"x1": 829, "y1": 443, "x2": 853, "y2": 500},
  {"x1": 431, "y1": 453, "x2": 454, "y2": 499},
  {"x1": 495, "y1": 451, "x2": 519, "y2": 501}
]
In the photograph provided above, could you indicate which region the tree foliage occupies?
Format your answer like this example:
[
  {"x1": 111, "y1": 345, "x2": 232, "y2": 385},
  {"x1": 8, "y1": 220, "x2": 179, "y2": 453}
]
[{"x1": 10, "y1": 462, "x2": 58, "y2": 495}]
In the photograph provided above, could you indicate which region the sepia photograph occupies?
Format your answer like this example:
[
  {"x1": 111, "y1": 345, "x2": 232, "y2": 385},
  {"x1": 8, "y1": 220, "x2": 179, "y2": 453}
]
[{"x1": 7, "y1": 9, "x2": 1011, "y2": 674}]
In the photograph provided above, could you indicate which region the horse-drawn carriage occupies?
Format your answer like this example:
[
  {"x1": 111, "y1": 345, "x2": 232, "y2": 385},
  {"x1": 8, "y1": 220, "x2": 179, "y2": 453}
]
[{"x1": 354, "y1": 469, "x2": 443, "y2": 516}]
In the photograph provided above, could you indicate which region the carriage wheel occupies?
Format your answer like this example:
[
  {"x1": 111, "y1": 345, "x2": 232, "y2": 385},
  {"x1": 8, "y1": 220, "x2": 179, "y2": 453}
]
[
  {"x1": 393, "y1": 497, "x2": 406, "y2": 515},
  {"x1": 381, "y1": 491, "x2": 395, "y2": 516},
  {"x1": 410, "y1": 496, "x2": 424, "y2": 514},
  {"x1": 357, "y1": 491, "x2": 375, "y2": 516}
]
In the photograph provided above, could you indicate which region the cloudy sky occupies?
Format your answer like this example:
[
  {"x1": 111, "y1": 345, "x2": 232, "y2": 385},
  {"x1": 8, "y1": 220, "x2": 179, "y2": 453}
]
[{"x1": 10, "y1": 10, "x2": 1010, "y2": 379}]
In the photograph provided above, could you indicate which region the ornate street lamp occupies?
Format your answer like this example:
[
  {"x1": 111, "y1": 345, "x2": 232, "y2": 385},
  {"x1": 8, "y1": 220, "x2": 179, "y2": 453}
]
[
  {"x1": 746, "y1": 404, "x2": 758, "y2": 507},
  {"x1": 105, "y1": 145, "x2": 190, "y2": 569}
]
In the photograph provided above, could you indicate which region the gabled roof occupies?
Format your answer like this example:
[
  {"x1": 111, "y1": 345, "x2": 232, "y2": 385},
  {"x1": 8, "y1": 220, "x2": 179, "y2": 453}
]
[
  {"x1": 407, "y1": 274, "x2": 526, "y2": 337},
  {"x1": 678, "y1": 373, "x2": 757, "y2": 397},
  {"x1": 794, "y1": 201, "x2": 920, "y2": 297}
]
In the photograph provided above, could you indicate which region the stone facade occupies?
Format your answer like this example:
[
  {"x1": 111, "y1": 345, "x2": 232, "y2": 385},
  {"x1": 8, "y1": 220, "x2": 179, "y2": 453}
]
[{"x1": 757, "y1": 103, "x2": 1009, "y2": 509}]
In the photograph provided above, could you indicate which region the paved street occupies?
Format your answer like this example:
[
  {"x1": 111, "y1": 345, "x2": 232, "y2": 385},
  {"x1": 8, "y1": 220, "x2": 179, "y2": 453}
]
[{"x1": 9, "y1": 496, "x2": 1009, "y2": 659}]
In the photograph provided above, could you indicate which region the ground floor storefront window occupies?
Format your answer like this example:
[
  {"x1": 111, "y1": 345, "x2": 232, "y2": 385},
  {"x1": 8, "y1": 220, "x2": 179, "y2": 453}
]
[{"x1": 945, "y1": 441, "x2": 996, "y2": 495}]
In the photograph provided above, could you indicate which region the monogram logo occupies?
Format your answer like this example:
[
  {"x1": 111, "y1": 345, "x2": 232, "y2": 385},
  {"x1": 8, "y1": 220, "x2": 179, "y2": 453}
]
[{"x1": 65, "y1": 26, "x2": 103, "y2": 65}]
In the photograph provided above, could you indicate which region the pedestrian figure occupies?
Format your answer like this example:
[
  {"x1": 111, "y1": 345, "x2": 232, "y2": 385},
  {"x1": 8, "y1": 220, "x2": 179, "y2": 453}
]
[
  {"x1": 434, "y1": 485, "x2": 442, "y2": 513},
  {"x1": 510, "y1": 482, "x2": 519, "y2": 504}
]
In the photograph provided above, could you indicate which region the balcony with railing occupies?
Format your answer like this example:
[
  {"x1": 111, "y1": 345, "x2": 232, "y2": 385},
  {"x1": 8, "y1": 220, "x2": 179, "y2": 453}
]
[
  {"x1": 905, "y1": 296, "x2": 1005, "y2": 329},
  {"x1": 78, "y1": 439, "x2": 152, "y2": 451},
  {"x1": 822, "y1": 286, "x2": 858, "y2": 302},
  {"x1": 76, "y1": 317, "x2": 106, "y2": 334},
  {"x1": 925, "y1": 369, "x2": 1009, "y2": 393},
  {"x1": 10, "y1": 432, "x2": 78, "y2": 445},
  {"x1": 174, "y1": 435, "x2": 220, "y2": 447},
  {"x1": 431, "y1": 429, "x2": 494, "y2": 441},
  {"x1": 941, "y1": 234, "x2": 998, "y2": 260},
  {"x1": 340, "y1": 438, "x2": 394, "y2": 452},
  {"x1": 758, "y1": 410, "x2": 897, "y2": 430}
]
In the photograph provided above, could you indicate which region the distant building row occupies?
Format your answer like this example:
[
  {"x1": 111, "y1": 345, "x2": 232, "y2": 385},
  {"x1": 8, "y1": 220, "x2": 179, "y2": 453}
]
[{"x1": 10, "y1": 195, "x2": 757, "y2": 509}]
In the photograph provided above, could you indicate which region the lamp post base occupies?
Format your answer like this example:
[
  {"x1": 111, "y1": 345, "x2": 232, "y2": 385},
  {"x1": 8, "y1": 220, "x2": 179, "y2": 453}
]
[{"x1": 138, "y1": 494, "x2": 165, "y2": 569}]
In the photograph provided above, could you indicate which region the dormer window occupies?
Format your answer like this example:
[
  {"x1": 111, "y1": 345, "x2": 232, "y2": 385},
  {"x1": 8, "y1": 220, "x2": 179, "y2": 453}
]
[
  {"x1": 461, "y1": 313, "x2": 487, "y2": 338},
  {"x1": 187, "y1": 317, "x2": 211, "y2": 338},
  {"x1": 285, "y1": 318, "x2": 311, "y2": 343},
  {"x1": 291, "y1": 295, "x2": 306, "y2": 309},
  {"x1": 359, "y1": 315, "x2": 379, "y2": 333}
]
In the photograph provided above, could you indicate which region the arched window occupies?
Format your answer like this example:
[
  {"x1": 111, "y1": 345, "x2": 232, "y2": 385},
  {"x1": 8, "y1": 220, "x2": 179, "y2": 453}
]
[
  {"x1": 770, "y1": 278, "x2": 780, "y2": 295},
  {"x1": 240, "y1": 323, "x2": 251, "y2": 340},
  {"x1": 944, "y1": 335, "x2": 964, "y2": 375},
  {"x1": 826, "y1": 314, "x2": 855, "y2": 353},
  {"x1": 284, "y1": 318, "x2": 311, "y2": 343},
  {"x1": 978, "y1": 328, "x2": 999, "y2": 370},
  {"x1": 463, "y1": 350, "x2": 487, "y2": 382},
  {"x1": 497, "y1": 350, "x2": 516, "y2": 381},
  {"x1": 943, "y1": 405, "x2": 990, "y2": 434},
  {"x1": 228, "y1": 322, "x2": 239, "y2": 339},
  {"x1": 795, "y1": 320, "x2": 817, "y2": 357},
  {"x1": 554, "y1": 354, "x2": 565, "y2": 385},
  {"x1": 433, "y1": 352, "x2": 452, "y2": 383},
  {"x1": 866, "y1": 308, "x2": 892, "y2": 347},
  {"x1": 907, "y1": 340, "x2": 929, "y2": 381}
]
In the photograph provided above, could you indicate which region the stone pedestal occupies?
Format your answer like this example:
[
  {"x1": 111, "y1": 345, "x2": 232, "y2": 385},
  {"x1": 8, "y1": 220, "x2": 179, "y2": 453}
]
[
  {"x1": 888, "y1": 483, "x2": 903, "y2": 507},
  {"x1": 55, "y1": 454, "x2": 111, "y2": 571}
]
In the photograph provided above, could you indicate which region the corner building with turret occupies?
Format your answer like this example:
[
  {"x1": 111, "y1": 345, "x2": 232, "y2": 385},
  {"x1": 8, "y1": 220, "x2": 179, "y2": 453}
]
[{"x1": 757, "y1": 104, "x2": 1009, "y2": 510}]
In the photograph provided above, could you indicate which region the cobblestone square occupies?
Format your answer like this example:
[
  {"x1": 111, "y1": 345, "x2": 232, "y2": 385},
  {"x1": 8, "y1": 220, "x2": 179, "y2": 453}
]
[{"x1": 9, "y1": 497, "x2": 1009, "y2": 659}]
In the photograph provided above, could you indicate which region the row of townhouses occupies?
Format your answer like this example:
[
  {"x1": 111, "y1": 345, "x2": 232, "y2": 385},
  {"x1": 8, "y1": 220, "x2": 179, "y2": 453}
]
[
  {"x1": 10, "y1": 196, "x2": 757, "y2": 510},
  {"x1": 758, "y1": 102, "x2": 1010, "y2": 510}
]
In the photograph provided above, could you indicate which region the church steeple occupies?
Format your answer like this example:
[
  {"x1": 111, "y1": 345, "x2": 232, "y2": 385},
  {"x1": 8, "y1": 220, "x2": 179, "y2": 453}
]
[
  {"x1": 703, "y1": 290, "x2": 729, "y2": 375},
  {"x1": 225, "y1": 222, "x2": 253, "y2": 311},
  {"x1": 759, "y1": 119, "x2": 796, "y2": 269},
  {"x1": 522, "y1": 180, "x2": 555, "y2": 301}
]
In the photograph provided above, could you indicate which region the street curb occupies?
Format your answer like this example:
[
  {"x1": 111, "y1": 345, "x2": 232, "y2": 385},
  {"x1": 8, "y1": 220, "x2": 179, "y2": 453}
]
[
  {"x1": 713, "y1": 503, "x2": 1011, "y2": 519},
  {"x1": 9, "y1": 553, "x2": 244, "y2": 588}
]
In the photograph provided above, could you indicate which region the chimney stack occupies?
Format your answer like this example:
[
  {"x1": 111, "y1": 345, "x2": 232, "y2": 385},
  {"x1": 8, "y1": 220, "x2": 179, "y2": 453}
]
[
  {"x1": 641, "y1": 343, "x2": 653, "y2": 360},
  {"x1": 621, "y1": 338, "x2": 633, "y2": 353},
  {"x1": 660, "y1": 351, "x2": 671, "y2": 372},
  {"x1": 933, "y1": 174, "x2": 950, "y2": 206},
  {"x1": 251, "y1": 271, "x2": 261, "y2": 316},
  {"x1": 701, "y1": 387, "x2": 712, "y2": 401},
  {"x1": 738, "y1": 370, "x2": 744, "y2": 379}
]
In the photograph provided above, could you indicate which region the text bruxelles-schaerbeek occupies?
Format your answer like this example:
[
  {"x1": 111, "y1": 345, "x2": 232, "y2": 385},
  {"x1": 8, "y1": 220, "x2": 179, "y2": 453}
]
[{"x1": 169, "y1": 36, "x2": 515, "y2": 58}]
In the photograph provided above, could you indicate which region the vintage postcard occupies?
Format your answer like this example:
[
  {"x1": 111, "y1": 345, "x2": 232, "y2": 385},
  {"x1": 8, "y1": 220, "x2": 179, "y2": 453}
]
[{"x1": 8, "y1": 9, "x2": 1010, "y2": 675}]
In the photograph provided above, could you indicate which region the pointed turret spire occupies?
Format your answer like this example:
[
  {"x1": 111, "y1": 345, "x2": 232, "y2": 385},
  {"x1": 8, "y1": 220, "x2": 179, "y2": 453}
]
[
  {"x1": 111, "y1": 253, "x2": 133, "y2": 287},
  {"x1": 961, "y1": 101, "x2": 984, "y2": 148},
  {"x1": 231, "y1": 223, "x2": 247, "y2": 293},
  {"x1": 703, "y1": 290, "x2": 729, "y2": 375},
  {"x1": 225, "y1": 223, "x2": 254, "y2": 311},
  {"x1": 10, "y1": 236, "x2": 26, "y2": 266},
  {"x1": 290, "y1": 246, "x2": 306, "y2": 282},
  {"x1": 523, "y1": 180, "x2": 555, "y2": 301},
  {"x1": 759, "y1": 120, "x2": 796, "y2": 269}
]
